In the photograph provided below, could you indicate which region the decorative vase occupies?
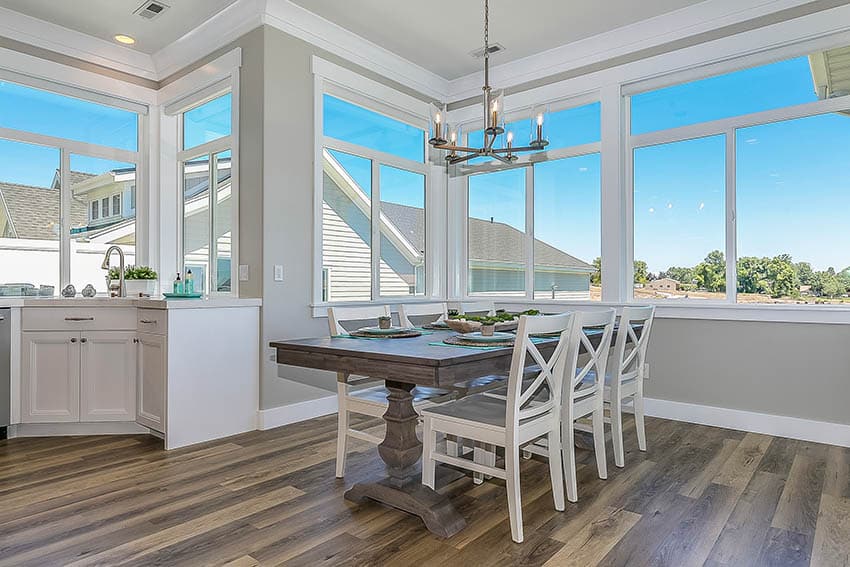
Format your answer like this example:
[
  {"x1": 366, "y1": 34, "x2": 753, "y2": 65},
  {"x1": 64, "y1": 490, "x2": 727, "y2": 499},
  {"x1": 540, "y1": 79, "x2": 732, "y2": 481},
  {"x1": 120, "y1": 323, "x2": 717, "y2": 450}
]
[
  {"x1": 481, "y1": 324, "x2": 496, "y2": 337},
  {"x1": 378, "y1": 316, "x2": 392, "y2": 330}
]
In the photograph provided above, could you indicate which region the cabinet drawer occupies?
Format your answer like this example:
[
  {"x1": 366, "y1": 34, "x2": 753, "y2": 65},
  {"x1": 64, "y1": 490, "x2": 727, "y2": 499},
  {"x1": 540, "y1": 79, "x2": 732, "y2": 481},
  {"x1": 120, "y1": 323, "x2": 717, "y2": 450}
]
[
  {"x1": 137, "y1": 309, "x2": 167, "y2": 335},
  {"x1": 22, "y1": 308, "x2": 137, "y2": 332}
]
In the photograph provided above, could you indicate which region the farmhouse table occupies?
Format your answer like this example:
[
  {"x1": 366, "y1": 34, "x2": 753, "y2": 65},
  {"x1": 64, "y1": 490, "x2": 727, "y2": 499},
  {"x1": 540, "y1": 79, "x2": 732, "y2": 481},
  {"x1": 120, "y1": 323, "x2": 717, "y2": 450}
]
[{"x1": 270, "y1": 327, "x2": 620, "y2": 538}]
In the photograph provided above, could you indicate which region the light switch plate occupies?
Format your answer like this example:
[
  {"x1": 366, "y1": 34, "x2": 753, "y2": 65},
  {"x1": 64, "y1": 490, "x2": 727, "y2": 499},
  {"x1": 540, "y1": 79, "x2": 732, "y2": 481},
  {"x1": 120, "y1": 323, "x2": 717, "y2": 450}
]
[
  {"x1": 238, "y1": 264, "x2": 249, "y2": 281},
  {"x1": 274, "y1": 265, "x2": 284, "y2": 282}
]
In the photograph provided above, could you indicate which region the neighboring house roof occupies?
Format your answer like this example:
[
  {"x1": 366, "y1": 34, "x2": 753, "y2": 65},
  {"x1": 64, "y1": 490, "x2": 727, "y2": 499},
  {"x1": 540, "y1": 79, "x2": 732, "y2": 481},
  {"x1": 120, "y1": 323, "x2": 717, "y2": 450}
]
[
  {"x1": 0, "y1": 181, "x2": 87, "y2": 240},
  {"x1": 379, "y1": 200, "x2": 594, "y2": 272},
  {"x1": 810, "y1": 45, "x2": 850, "y2": 100},
  {"x1": 51, "y1": 170, "x2": 98, "y2": 189}
]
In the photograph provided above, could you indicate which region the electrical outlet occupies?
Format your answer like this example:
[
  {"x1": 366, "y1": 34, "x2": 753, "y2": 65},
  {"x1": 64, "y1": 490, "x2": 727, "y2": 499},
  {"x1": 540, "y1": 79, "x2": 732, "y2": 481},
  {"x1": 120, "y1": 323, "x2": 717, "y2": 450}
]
[
  {"x1": 643, "y1": 362, "x2": 650, "y2": 381},
  {"x1": 238, "y1": 264, "x2": 249, "y2": 281},
  {"x1": 274, "y1": 265, "x2": 284, "y2": 282}
]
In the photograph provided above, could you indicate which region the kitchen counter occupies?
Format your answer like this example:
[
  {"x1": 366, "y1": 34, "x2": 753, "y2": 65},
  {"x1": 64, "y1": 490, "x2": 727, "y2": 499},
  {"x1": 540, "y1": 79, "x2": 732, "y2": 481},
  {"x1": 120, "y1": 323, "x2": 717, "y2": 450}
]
[{"x1": 0, "y1": 297, "x2": 262, "y2": 309}]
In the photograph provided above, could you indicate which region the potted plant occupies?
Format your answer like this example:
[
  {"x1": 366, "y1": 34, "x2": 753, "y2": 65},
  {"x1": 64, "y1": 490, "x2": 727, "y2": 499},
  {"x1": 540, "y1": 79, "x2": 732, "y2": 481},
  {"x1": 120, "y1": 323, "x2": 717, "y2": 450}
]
[
  {"x1": 479, "y1": 316, "x2": 498, "y2": 336},
  {"x1": 377, "y1": 315, "x2": 392, "y2": 330},
  {"x1": 110, "y1": 265, "x2": 158, "y2": 297}
]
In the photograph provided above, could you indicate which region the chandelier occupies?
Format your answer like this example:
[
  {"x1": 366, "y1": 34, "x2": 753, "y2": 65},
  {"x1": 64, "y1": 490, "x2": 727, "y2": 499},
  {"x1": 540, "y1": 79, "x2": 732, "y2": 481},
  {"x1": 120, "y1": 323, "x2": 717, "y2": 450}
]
[{"x1": 429, "y1": 0, "x2": 549, "y2": 165}]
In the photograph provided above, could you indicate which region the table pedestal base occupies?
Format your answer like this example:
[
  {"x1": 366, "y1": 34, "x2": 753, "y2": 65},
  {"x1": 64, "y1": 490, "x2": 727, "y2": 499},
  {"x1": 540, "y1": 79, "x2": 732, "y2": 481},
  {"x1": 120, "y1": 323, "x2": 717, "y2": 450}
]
[{"x1": 345, "y1": 479, "x2": 466, "y2": 538}]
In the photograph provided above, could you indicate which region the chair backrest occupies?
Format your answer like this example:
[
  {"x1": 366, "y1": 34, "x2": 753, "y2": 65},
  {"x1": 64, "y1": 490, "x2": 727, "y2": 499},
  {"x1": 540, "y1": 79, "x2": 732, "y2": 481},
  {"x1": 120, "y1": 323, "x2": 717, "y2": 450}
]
[
  {"x1": 505, "y1": 313, "x2": 576, "y2": 430},
  {"x1": 564, "y1": 309, "x2": 617, "y2": 405},
  {"x1": 459, "y1": 300, "x2": 496, "y2": 316},
  {"x1": 609, "y1": 305, "x2": 656, "y2": 390},
  {"x1": 327, "y1": 305, "x2": 392, "y2": 336},
  {"x1": 398, "y1": 302, "x2": 448, "y2": 328}
]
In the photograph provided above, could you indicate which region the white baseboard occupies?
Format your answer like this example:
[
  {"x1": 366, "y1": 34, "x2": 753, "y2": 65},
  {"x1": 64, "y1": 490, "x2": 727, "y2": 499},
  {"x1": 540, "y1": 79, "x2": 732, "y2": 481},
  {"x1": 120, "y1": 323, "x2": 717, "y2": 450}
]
[
  {"x1": 9, "y1": 422, "x2": 151, "y2": 438},
  {"x1": 258, "y1": 395, "x2": 338, "y2": 430},
  {"x1": 644, "y1": 397, "x2": 850, "y2": 448}
]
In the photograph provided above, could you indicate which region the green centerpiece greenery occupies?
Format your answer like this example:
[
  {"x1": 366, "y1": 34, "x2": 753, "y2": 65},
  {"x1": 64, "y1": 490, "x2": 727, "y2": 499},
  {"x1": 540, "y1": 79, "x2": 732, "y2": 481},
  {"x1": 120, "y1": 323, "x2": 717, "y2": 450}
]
[{"x1": 108, "y1": 265, "x2": 158, "y2": 280}]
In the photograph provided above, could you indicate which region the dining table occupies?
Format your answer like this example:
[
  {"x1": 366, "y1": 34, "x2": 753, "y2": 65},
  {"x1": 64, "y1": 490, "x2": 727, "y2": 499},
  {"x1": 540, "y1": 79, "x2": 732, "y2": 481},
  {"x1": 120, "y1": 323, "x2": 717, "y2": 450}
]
[{"x1": 270, "y1": 325, "x2": 625, "y2": 538}]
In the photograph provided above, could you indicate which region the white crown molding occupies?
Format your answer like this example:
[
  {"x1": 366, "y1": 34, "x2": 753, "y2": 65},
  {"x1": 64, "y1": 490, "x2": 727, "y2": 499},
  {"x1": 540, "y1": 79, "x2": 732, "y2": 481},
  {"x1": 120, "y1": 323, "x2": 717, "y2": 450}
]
[
  {"x1": 151, "y1": 0, "x2": 265, "y2": 81},
  {"x1": 0, "y1": 6, "x2": 157, "y2": 80},
  {"x1": 262, "y1": 0, "x2": 449, "y2": 102},
  {"x1": 446, "y1": 0, "x2": 829, "y2": 101}
]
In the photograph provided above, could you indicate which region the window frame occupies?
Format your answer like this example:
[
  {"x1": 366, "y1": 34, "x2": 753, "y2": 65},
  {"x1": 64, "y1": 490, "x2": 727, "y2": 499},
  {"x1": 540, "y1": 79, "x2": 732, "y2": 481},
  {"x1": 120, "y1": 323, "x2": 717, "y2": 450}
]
[
  {"x1": 312, "y1": 56, "x2": 437, "y2": 308},
  {"x1": 455, "y1": 94, "x2": 603, "y2": 302},
  {"x1": 174, "y1": 86, "x2": 239, "y2": 297},
  {"x1": 0, "y1": 73, "x2": 145, "y2": 291},
  {"x1": 626, "y1": 69, "x2": 850, "y2": 305}
]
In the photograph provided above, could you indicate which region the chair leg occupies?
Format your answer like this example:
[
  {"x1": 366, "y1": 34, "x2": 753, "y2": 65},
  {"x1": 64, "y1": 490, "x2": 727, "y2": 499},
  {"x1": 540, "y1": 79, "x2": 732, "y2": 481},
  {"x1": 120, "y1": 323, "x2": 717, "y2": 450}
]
[
  {"x1": 547, "y1": 428, "x2": 566, "y2": 512},
  {"x1": 505, "y1": 442, "x2": 523, "y2": 543},
  {"x1": 335, "y1": 389, "x2": 349, "y2": 479},
  {"x1": 473, "y1": 442, "x2": 486, "y2": 485},
  {"x1": 611, "y1": 400, "x2": 625, "y2": 468},
  {"x1": 634, "y1": 391, "x2": 647, "y2": 452},
  {"x1": 592, "y1": 401, "x2": 608, "y2": 480},
  {"x1": 446, "y1": 435, "x2": 458, "y2": 457},
  {"x1": 421, "y1": 416, "x2": 436, "y2": 490},
  {"x1": 562, "y1": 418, "x2": 578, "y2": 503}
]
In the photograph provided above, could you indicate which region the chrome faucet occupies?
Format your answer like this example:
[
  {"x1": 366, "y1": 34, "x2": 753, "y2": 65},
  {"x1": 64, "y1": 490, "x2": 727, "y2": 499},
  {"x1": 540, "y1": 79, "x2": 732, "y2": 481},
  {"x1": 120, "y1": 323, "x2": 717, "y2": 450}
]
[{"x1": 101, "y1": 246, "x2": 126, "y2": 297}]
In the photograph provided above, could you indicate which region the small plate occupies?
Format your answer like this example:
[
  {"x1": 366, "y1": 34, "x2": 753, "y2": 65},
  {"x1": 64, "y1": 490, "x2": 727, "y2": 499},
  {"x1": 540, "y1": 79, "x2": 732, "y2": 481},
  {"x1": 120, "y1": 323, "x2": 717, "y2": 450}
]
[
  {"x1": 357, "y1": 326, "x2": 411, "y2": 335},
  {"x1": 460, "y1": 331, "x2": 515, "y2": 343}
]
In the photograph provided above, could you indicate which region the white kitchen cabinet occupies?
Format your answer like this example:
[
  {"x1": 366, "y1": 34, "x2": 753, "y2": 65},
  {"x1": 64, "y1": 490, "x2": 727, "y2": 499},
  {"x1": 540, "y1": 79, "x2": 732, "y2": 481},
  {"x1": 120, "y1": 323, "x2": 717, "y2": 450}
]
[
  {"x1": 21, "y1": 332, "x2": 80, "y2": 423},
  {"x1": 80, "y1": 332, "x2": 136, "y2": 422},
  {"x1": 136, "y1": 332, "x2": 166, "y2": 433}
]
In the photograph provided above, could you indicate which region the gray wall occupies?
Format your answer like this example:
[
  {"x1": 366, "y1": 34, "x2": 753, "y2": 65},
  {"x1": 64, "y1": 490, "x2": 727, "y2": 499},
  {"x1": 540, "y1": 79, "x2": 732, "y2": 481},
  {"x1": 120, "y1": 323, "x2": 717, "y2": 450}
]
[{"x1": 645, "y1": 318, "x2": 850, "y2": 426}]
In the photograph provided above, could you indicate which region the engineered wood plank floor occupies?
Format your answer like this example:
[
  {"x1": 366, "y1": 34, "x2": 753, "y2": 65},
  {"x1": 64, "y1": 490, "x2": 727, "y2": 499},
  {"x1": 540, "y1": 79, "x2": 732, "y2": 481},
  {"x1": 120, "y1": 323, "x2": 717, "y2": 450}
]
[{"x1": 0, "y1": 415, "x2": 847, "y2": 566}]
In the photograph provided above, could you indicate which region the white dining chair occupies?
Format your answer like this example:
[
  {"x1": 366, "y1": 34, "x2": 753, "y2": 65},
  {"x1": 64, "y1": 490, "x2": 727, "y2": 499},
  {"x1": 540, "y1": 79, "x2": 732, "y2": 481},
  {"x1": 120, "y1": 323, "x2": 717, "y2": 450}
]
[
  {"x1": 604, "y1": 305, "x2": 656, "y2": 467},
  {"x1": 421, "y1": 313, "x2": 575, "y2": 543},
  {"x1": 486, "y1": 309, "x2": 616, "y2": 502},
  {"x1": 458, "y1": 300, "x2": 496, "y2": 315},
  {"x1": 327, "y1": 305, "x2": 452, "y2": 478},
  {"x1": 398, "y1": 302, "x2": 448, "y2": 328}
]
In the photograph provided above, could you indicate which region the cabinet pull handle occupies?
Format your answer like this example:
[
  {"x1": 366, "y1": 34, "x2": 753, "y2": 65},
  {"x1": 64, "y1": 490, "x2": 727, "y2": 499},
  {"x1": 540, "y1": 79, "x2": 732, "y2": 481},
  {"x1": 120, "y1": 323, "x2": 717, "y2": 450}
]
[
  {"x1": 140, "y1": 319, "x2": 157, "y2": 324},
  {"x1": 0, "y1": 316, "x2": 5, "y2": 321},
  {"x1": 133, "y1": 338, "x2": 139, "y2": 343},
  {"x1": 80, "y1": 338, "x2": 88, "y2": 343},
  {"x1": 70, "y1": 338, "x2": 77, "y2": 343},
  {"x1": 65, "y1": 317, "x2": 94, "y2": 321}
]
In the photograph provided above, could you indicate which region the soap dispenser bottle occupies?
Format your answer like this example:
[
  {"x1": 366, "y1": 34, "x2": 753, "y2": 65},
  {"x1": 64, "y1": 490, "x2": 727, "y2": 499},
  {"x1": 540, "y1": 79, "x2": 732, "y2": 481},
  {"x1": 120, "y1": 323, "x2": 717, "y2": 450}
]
[
  {"x1": 173, "y1": 273, "x2": 183, "y2": 294},
  {"x1": 186, "y1": 269, "x2": 194, "y2": 294}
]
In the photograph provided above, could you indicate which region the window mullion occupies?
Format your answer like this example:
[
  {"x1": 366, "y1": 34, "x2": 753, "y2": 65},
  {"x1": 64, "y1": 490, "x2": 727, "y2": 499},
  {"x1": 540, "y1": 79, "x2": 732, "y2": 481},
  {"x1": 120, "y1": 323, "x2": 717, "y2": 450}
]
[
  {"x1": 725, "y1": 129, "x2": 737, "y2": 304},
  {"x1": 209, "y1": 152, "x2": 218, "y2": 295},
  {"x1": 525, "y1": 166, "x2": 534, "y2": 300},
  {"x1": 59, "y1": 148, "x2": 71, "y2": 290},
  {"x1": 371, "y1": 160, "x2": 381, "y2": 300}
]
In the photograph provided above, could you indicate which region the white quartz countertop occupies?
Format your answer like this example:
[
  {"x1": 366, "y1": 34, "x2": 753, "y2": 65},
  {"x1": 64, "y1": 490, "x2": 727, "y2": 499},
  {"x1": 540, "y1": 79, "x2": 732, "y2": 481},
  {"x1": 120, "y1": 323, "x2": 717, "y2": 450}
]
[{"x1": 0, "y1": 296, "x2": 262, "y2": 309}]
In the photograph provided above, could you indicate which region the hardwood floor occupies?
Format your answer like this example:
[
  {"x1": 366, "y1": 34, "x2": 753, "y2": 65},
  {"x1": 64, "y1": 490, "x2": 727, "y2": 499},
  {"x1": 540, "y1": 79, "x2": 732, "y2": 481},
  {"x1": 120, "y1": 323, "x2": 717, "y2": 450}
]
[{"x1": 0, "y1": 415, "x2": 847, "y2": 566}]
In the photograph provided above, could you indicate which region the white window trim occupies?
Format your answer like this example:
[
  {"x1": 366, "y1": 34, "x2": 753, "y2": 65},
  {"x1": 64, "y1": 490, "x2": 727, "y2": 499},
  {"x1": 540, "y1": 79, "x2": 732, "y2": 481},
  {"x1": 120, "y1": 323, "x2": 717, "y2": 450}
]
[
  {"x1": 161, "y1": 49, "x2": 241, "y2": 297},
  {"x1": 311, "y1": 56, "x2": 440, "y2": 311}
]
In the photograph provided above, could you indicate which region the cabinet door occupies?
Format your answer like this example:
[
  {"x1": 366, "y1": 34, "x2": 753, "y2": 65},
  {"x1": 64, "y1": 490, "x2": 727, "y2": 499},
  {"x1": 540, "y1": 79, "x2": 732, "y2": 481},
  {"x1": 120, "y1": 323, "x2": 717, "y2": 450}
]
[
  {"x1": 21, "y1": 332, "x2": 80, "y2": 423},
  {"x1": 136, "y1": 332, "x2": 166, "y2": 433},
  {"x1": 80, "y1": 332, "x2": 137, "y2": 422}
]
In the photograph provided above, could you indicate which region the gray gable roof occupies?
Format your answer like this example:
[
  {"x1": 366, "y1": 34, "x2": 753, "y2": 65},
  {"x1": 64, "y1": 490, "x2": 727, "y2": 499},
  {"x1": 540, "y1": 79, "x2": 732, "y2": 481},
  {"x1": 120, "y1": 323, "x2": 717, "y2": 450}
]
[
  {"x1": 380, "y1": 201, "x2": 593, "y2": 271},
  {"x1": 0, "y1": 182, "x2": 87, "y2": 240}
]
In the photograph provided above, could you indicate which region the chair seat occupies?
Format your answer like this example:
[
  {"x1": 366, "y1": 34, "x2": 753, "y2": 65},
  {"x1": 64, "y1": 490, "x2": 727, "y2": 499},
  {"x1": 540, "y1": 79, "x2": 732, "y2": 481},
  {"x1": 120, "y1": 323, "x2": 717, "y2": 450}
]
[
  {"x1": 349, "y1": 385, "x2": 451, "y2": 405},
  {"x1": 422, "y1": 394, "x2": 510, "y2": 427}
]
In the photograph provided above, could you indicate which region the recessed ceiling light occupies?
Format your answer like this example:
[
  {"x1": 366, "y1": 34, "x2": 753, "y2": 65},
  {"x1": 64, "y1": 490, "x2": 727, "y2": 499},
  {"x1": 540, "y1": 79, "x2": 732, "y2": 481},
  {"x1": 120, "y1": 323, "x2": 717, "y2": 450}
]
[{"x1": 114, "y1": 34, "x2": 136, "y2": 45}]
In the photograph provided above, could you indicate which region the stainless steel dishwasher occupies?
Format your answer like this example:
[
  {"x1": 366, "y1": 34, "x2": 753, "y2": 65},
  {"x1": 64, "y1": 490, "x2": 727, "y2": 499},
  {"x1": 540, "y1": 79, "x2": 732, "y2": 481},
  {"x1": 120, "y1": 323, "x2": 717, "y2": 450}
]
[{"x1": 0, "y1": 308, "x2": 9, "y2": 438}]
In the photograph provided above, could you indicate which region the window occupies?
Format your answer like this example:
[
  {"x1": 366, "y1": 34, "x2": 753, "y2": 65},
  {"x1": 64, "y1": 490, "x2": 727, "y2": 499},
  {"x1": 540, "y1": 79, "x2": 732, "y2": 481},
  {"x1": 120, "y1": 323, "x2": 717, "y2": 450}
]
[
  {"x1": 629, "y1": 42, "x2": 850, "y2": 305},
  {"x1": 319, "y1": 90, "x2": 428, "y2": 302},
  {"x1": 534, "y1": 154, "x2": 601, "y2": 300},
  {"x1": 468, "y1": 169, "x2": 526, "y2": 296},
  {"x1": 0, "y1": 79, "x2": 140, "y2": 296},
  {"x1": 179, "y1": 92, "x2": 235, "y2": 295},
  {"x1": 70, "y1": 155, "x2": 137, "y2": 294},
  {"x1": 633, "y1": 136, "x2": 726, "y2": 300},
  {"x1": 183, "y1": 93, "x2": 232, "y2": 150},
  {"x1": 462, "y1": 99, "x2": 602, "y2": 300}
]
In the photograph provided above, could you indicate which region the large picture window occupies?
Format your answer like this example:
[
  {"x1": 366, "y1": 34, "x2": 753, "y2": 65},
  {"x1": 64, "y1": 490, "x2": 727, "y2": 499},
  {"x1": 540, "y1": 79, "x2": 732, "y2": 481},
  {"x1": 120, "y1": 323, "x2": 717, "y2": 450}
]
[
  {"x1": 629, "y1": 42, "x2": 850, "y2": 304},
  {"x1": 319, "y1": 92, "x2": 428, "y2": 302},
  {"x1": 0, "y1": 78, "x2": 141, "y2": 296}
]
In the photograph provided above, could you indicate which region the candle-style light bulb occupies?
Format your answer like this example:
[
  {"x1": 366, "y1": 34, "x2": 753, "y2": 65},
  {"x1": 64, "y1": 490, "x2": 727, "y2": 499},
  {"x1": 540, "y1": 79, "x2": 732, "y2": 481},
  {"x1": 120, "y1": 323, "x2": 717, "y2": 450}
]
[
  {"x1": 491, "y1": 100, "x2": 498, "y2": 129},
  {"x1": 434, "y1": 112, "x2": 442, "y2": 140},
  {"x1": 450, "y1": 130, "x2": 457, "y2": 144},
  {"x1": 536, "y1": 112, "x2": 544, "y2": 141},
  {"x1": 507, "y1": 131, "x2": 513, "y2": 145}
]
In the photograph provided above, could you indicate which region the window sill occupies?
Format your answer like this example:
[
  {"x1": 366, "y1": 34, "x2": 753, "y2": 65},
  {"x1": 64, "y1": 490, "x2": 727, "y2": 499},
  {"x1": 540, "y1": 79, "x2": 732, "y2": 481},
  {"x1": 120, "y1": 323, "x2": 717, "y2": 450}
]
[{"x1": 310, "y1": 297, "x2": 444, "y2": 318}]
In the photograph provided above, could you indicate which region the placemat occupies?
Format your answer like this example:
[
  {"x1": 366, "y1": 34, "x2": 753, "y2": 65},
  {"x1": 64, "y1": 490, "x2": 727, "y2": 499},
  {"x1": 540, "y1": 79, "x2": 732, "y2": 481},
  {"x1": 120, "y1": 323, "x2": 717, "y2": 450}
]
[{"x1": 348, "y1": 329, "x2": 423, "y2": 339}]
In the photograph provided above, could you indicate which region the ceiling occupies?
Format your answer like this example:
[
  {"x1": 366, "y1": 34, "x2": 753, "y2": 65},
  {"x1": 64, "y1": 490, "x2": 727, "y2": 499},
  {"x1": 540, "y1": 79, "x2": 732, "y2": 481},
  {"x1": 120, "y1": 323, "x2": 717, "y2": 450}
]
[
  {"x1": 289, "y1": 0, "x2": 705, "y2": 79},
  {"x1": 0, "y1": 0, "x2": 238, "y2": 54}
]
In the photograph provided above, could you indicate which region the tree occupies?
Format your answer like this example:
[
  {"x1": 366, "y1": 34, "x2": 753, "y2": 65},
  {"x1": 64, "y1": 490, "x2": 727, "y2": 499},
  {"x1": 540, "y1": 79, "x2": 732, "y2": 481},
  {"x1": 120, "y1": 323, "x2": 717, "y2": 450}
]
[
  {"x1": 811, "y1": 269, "x2": 846, "y2": 298},
  {"x1": 766, "y1": 255, "x2": 799, "y2": 298},
  {"x1": 661, "y1": 266, "x2": 694, "y2": 285},
  {"x1": 694, "y1": 250, "x2": 726, "y2": 292},
  {"x1": 633, "y1": 260, "x2": 649, "y2": 284},
  {"x1": 591, "y1": 257, "x2": 601, "y2": 285},
  {"x1": 737, "y1": 256, "x2": 769, "y2": 294},
  {"x1": 795, "y1": 262, "x2": 814, "y2": 286}
]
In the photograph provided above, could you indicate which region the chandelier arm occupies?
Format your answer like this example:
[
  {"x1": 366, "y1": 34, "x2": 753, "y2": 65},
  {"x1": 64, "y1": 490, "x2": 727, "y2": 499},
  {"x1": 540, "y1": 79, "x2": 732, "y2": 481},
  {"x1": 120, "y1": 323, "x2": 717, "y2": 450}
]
[
  {"x1": 446, "y1": 153, "x2": 481, "y2": 165},
  {"x1": 491, "y1": 154, "x2": 515, "y2": 165},
  {"x1": 433, "y1": 144, "x2": 480, "y2": 153},
  {"x1": 491, "y1": 145, "x2": 540, "y2": 154}
]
